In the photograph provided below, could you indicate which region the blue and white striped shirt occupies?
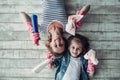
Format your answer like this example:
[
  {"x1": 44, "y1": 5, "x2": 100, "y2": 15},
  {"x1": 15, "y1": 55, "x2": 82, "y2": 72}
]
[{"x1": 40, "y1": 0, "x2": 67, "y2": 33}]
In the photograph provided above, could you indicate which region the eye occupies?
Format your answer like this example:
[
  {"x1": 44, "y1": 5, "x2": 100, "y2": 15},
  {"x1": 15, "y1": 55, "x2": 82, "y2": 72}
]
[
  {"x1": 72, "y1": 46, "x2": 75, "y2": 49},
  {"x1": 54, "y1": 45, "x2": 57, "y2": 48},
  {"x1": 76, "y1": 48, "x2": 80, "y2": 51},
  {"x1": 59, "y1": 44, "x2": 63, "y2": 47}
]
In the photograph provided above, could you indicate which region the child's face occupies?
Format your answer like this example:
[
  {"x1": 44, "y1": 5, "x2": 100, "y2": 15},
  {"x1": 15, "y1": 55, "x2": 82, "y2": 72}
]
[{"x1": 69, "y1": 41, "x2": 83, "y2": 58}]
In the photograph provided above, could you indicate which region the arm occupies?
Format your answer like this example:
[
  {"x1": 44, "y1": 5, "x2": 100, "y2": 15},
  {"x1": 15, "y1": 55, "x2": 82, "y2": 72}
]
[
  {"x1": 32, "y1": 59, "x2": 51, "y2": 73},
  {"x1": 66, "y1": 5, "x2": 90, "y2": 35},
  {"x1": 32, "y1": 53, "x2": 54, "y2": 73},
  {"x1": 84, "y1": 49, "x2": 99, "y2": 78},
  {"x1": 53, "y1": 58, "x2": 62, "y2": 68}
]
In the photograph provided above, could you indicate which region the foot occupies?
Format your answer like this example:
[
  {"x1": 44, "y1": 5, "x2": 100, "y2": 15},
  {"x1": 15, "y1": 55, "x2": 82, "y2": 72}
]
[
  {"x1": 76, "y1": 5, "x2": 90, "y2": 15},
  {"x1": 19, "y1": 12, "x2": 31, "y2": 22},
  {"x1": 81, "y1": 5, "x2": 90, "y2": 14}
]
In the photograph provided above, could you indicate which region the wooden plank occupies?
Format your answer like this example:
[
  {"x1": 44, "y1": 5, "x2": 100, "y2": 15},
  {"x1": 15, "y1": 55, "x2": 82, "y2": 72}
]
[
  {"x1": 0, "y1": 41, "x2": 46, "y2": 49},
  {"x1": 94, "y1": 69, "x2": 120, "y2": 78},
  {"x1": 91, "y1": 41, "x2": 120, "y2": 50},
  {"x1": 0, "y1": 23, "x2": 26, "y2": 31},
  {"x1": 0, "y1": 0, "x2": 119, "y2": 80},
  {"x1": 0, "y1": 59, "x2": 45, "y2": 69},
  {"x1": 0, "y1": 68, "x2": 55, "y2": 77},
  {"x1": 0, "y1": 23, "x2": 120, "y2": 32},
  {"x1": 0, "y1": 78, "x2": 54, "y2": 80},
  {"x1": 0, "y1": 0, "x2": 120, "y2": 5},
  {"x1": 94, "y1": 79, "x2": 120, "y2": 80},
  {"x1": 0, "y1": 78, "x2": 119, "y2": 80},
  {"x1": 0, "y1": 14, "x2": 42, "y2": 23},
  {"x1": 65, "y1": 0, "x2": 120, "y2": 5},
  {"x1": 0, "y1": 5, "x2": 42, "y2": 13},
  {"x1": 0, "y1": 31, "x2": 47, "y2": 41},
  {"x1": 96, "y1": 50, "x2": 120, "y2": 59},
  {"x1": 67, "y1": 32, "x2": 120, "y2": 41},
  {"x1": 84, "y1": 14, "x2": 120, "y2": 23},
  {"x1": 0, "y1": 59, "x2": 119, "y2": 69},
  {"x1": 97, "y1": 60, "x2": 120, "y2": 69},
  {"x1": 0, "y1": 50, "x2": 120, "y2": 59},
  {"x1": 0, "y1": 41, "x2": 120, "y2": 50},
  {"x1": 0, "y1": 78, "x2": 23, "y2": 80},
  {"x1": 66, "y1": 5, "x2": 120, "y2": 14},
  {"x1": 0, "y1": 68, "x2": 120, "y2": 78},
  {"x1": 80, "y1": 23, "x2": 120, "y2": 32},
  {"x1": 0, "y1": 50, "x2": 48, "y2": 59},
  {"x1": 0, "y1": 14, "x2": 120, "y2": 23},
  {"x1": 0, "y1": 4, "x2": 120, "y2": 14},
  {"x1": 0, "y1": 0, "x2": 42, "y2": 5},
  {"x1": 0, "y1": 31, "x2": 120, "y2": 41}
]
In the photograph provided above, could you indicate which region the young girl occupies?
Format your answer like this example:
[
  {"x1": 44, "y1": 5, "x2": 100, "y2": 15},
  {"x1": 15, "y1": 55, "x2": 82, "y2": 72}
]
[{"x1": 54, "y1": 34, "x2": 90, "y2": 80}]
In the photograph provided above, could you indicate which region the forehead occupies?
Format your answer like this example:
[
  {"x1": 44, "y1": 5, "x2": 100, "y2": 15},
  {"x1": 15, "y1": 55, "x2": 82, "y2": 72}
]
[{"x1": 70, "y1": 40, "x2": 82, "y2": 47}]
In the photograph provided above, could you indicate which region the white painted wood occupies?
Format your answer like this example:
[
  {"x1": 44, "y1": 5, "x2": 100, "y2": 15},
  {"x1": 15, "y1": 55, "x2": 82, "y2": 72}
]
[
  {"x1": 0, "y1": 41, "x2": 119, "y2": 50},
  {"x1": 0, "y1": 14, "x2": 120, "y2": 23},
  {"x1": 0, "y1": 5, "x2": 42, "y2": 13},
  {"x1": 0, "y1": 23, "x2": 120, "y2": 32},
  {"x1": 0, "y1": 0, "x2": 42, "y2": 5},
  {"x1": 0, "y1": 78, "x2": 54, "y2": 80},
  {"x1": 66, "y1": 5, "x2": 120, "y2": 14},
  {"x1": 0, "y1": 0, "x2": 120, "y2": 79},
  {"x1": 0, "y1": 49, "x2": 120, "y2": 60},
  {"x1": 0, "y1": 59, "x2": 119, "y2": 69},
  {"x1": 0, "y1": 50, "x2": 48, "y2": 58},
  {"x1": 0, "y1": 50, "x2": 120, "y2": 59},
  {"x1": 66, "y1": 0, "x2": 120, "y2": 5},
  {"x1": 0, "y1": 68, "x2": 120, "y2": 78},
  {"x1": 0, "y1": 31, "x2": 120, "y2": 41}
]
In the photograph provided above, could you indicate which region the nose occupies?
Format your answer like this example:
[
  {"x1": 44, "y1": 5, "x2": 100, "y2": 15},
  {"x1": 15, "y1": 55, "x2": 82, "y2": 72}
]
[
  {"x1": 55, "y1": 38, "x2": 61, "y2": 47},
  {"x1": 73, "y1": 48, "x2": 77, "y2": 53}
]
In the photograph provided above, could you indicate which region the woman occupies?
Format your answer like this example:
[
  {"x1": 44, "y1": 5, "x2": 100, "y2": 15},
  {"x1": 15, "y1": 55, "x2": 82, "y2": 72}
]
[
  {"x1": 41, "y1": 0, "x2": 68, "y2": 57},
  {"x1": 45, "y1": 20, "x2": 68, "y2": 57}
]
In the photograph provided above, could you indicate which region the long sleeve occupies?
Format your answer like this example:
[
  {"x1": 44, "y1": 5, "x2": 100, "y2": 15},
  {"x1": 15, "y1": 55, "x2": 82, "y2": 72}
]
[{"x1": 40, "y1": 0, "x2": 67, "y2": 33}]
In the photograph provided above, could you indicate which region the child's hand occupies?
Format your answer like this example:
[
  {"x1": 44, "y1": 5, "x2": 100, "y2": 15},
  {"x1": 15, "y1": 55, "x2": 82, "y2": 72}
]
[
  {"x1": 46, "y1": 53, "x2": 54, "y2": 69},
  {"x1": 84, "y1": 49, "x2": 99, "y2": 65},
  {"x1": 87, "y1": 60, "x2": 95, "y2": 78}
]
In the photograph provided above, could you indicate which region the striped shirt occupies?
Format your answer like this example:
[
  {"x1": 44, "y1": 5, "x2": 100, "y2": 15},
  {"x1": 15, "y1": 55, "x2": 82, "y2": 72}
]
[{"x1": 40, "y1": 0, "x2": 67, "y2": 33}]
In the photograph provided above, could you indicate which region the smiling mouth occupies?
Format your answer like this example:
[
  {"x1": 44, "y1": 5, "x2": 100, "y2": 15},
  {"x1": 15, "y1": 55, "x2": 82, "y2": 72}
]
[{"x1": 72, "y1": 52, "x2": 77, "y2": 55}]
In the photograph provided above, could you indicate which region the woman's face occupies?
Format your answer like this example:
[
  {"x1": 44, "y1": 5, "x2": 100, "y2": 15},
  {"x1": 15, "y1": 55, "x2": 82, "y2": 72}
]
[
  {"x1": 50, "y1": 37, "x2": 65, "y2": 54},
  {"x1": 49, "y1": 22, "x2": 65, "y2": 54},
  {"x1": 69, "y1": 41, "x2": 83, "y2": 57}
]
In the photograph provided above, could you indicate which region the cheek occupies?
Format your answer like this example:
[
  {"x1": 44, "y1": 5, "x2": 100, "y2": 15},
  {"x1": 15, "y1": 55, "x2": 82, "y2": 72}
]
[
  {"x1": 78, "y1": 50, "x2": 82, "y2": 54},
  {"x1": 61, "y1": 40, "x2": 65, "y2": 44},
  {"x1": 69, "y1": 47, "x2": 72, "y2": 52},
  {"x1": 50, "y1": 41, "x2": 54, "y2": 48}
]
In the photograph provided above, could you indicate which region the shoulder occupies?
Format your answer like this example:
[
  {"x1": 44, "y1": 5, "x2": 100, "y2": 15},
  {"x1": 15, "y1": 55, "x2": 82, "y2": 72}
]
[{"x1": 80, "y1": 53, "x2": 88, "y2": 63}]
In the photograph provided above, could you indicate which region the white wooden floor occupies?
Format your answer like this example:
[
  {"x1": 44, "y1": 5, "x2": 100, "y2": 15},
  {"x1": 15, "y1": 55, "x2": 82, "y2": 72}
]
[{"x1": 0, "y1": 0, "x2": 120, "y2": 80}]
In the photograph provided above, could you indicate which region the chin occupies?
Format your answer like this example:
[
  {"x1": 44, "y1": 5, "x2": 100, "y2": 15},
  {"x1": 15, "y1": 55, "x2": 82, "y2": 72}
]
[{"x1": 71, "y1": 55, "x2": 77, "y2": 58}]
